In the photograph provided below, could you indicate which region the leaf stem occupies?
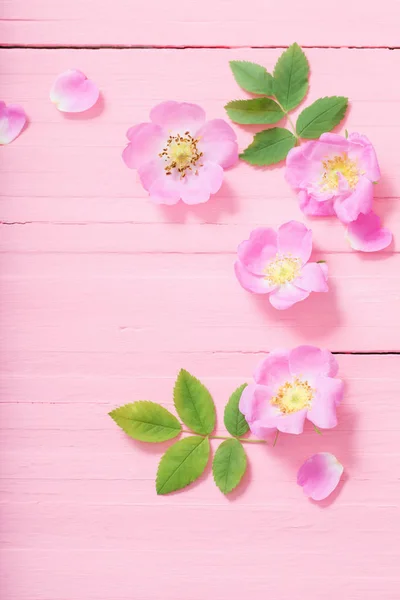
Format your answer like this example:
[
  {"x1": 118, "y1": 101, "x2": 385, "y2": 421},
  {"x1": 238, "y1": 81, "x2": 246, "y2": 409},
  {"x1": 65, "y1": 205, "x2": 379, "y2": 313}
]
[
  {"x1": 274, "y1": 99, "x2": 299, "y2": 140},
  {"x1": 181, "y1": 430, "x2": 267, "y2": 444}
]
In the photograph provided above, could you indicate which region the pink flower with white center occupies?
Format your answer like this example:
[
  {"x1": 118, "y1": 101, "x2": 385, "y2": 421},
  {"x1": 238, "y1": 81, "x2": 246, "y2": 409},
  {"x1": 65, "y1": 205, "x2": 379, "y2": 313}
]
[
  {"x1": 297, "y1": 452, "x2": 344, "y2": 501},
  {"x1": 286, "y1": 132, "x2": 380, "y2": 223},
  {"x1": 0, "y1": 101, "x2": 26, "y2": 145},
  {"x1": 122, "y1": 101, "x2": 238, "y2": 205},
  {"x1": 234, "y1": 221, "x2": 328, "y2": 310},
  {"x1": 50, "y1": 70, "x2": 99, "y2": 113},
  {"x1": 285, "y1": 132, "x2": 392, "y2": 252},
  {"x1": 239, "y1": 346, "x2": 344, "y2": 436}
]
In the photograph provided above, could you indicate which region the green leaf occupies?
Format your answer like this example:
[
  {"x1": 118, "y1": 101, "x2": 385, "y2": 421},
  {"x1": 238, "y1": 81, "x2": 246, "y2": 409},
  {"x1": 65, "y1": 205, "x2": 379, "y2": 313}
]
[
  {"x1": 212, "y1": 439, "x2": 247, "y2": 494},
  {"x1": 173, "y1": 369, "x2": 216, "y2": 435},
  {"x1": 273, "y1": 42, "x2": 309, "y2": 111},
  {"x1": 296, "y1": 96, "x2": 348, "y2": 139},
  {"x1": 224, "y1": 384, "x2": 249, "y2": 437},
  {"x1": 224, "y1": 98, "x2": 284, "y2": 125},
  {"x1": 240, "y1": 127, "x2": 297, "y2": 166},
  {"x1": 156, "y1": 436, "x2": 210, "y2": 495},
  {"x1": 109, "y1": 401, "x2": 182, "y2": 443},
  {"x1": 229, "y1": 60, "x2": 274, "y2": 95}
]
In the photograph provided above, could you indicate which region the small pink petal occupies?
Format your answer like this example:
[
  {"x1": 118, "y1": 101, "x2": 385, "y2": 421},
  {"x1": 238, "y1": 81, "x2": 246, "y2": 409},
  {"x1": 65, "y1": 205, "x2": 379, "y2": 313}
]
[
  {"x1": 348, "y1": 132, "x2": 381, "y2": 182},
  {"x1": 347, "y1": 211, "x2": 392, "y2": 252},
  {"x1": 234, "y1": 261, "x2": 276, "y2": 294},
  {"x1": 147, "y1": 172, "x2": 182, "y2": 205},
  {"x1": 122, "y1": 123, "x2": 165, "y2": 170},
  {"x1": 239, "y1": 384, "x2": 273, "y2": 423},
  {"x1": 237, "y1": 228, "x2": 278, "y2": 276},
  {"x1": 297, "y1": 452, "x2": 343, "y2": 501},
  {"x1": 0, "y1": 101, "x2": 26, "y2": 145},
  {"x1": 334, "y1": 177, "x2": 373, "y2": 224},
  {"x1": 274, "y1": 409, "x2": 308, "y2": 435},
  {"x1": 307, "y1": 377, "x2": 344, "y2": 429},
  {"x1": 295, "y1": 262, "x2": 329, "y2": 293},
  {"x1": 289, "y1": 346, "x2": 339, "y2": 380},
  {"x1": 197, "y1": 119, "x2": 238, "y2": 168},
  {"x1": 50, "y1": 70, "x2": 99, "y2": 113},
  {"x1": 254, "y1": 350, "x2": 291, "y2": 389},
  {"x1": 150, "y1": 101, "x2": 205, "y2": 133},
  {"x1": 180, "y1": 161, "x2": 223, "y2": 205},
  {"x1": 269, "y1": 284, "x2": 309, "y2": 310},
  {"x1": 277, "y1": 220, "x2": 312, "y2": 264},
  {"x1": 299, "y1": 190, "x2": 336, "y2": 217}
]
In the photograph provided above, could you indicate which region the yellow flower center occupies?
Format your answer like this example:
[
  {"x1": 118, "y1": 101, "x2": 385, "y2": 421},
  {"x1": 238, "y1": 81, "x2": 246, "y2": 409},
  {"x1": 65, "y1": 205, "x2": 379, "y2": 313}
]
[
  {"x1": 160, "y1": 132, "x2": 203, "y2": 178},
  {"x1": 271, "y1": 378, "x2": 314, "y2": 414},
  {"x1": 264, "y1": 255, "x2": 301, "y2": 285},
  {"x1": 320, "y1": 153, "x2": 359, "y2": 192}
]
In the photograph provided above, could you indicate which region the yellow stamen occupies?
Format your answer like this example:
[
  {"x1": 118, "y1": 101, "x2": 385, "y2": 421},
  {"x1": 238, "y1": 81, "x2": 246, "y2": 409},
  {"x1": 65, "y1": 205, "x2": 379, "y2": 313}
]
[
  {"x1": 159, "y1": 131, "x2": 203, "y2": 179},
  {"x1": 320, "y1": 153, "x2": 359, "y2": 192},
  {"x1": 264, "y1": 255, "x2": 301, "y2": 285},
  {"x1": 271, "y1": 378, "x2": 314, "y2": 414}
]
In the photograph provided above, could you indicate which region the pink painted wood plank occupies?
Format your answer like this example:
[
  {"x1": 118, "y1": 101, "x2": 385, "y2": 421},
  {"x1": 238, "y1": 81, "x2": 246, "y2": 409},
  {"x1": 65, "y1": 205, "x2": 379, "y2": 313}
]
[
  {"x1": 1, "y1": 355, "x2": 400, "y2": 599},
  {"x1": 0, "y1": 49, "x2": 399, "y2": 203},
  {"x1": 0, "y1": 0, "x2": 399, "y2": 47},
  {"x1": 1, "y1": 45, "x2": 400, "y2": 600},
  {"x1": 1, "y1": 253, "x2": 399, "y2": 352}
]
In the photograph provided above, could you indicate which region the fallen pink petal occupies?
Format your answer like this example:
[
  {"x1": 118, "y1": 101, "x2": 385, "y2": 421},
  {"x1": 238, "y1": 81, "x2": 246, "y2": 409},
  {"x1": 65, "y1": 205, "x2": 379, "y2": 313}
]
[
  {"x1": 285, "y1": 132, "x2": 380, "y2": 224},
  {"x1": 239, "y1": 346, "x2": 344, "y2": 436},
  {"x1": 234, "y1": 221, "x2": 328, "y2": 310},
  {"x1": 297, "y1": 452, "x2": 344, "y2": 501},
  {"x1": 50, "y1": 69, "x2": 99, "y2": 113},
  {"x1": 122, "y1": 101, "x2": 238, "y2": 205},
  {"x1": 347, "y1": 211, "x2": 392, "y2": 252},
  {"x1": 0, "y1": 101, "x2": 26, "y2": 145}
]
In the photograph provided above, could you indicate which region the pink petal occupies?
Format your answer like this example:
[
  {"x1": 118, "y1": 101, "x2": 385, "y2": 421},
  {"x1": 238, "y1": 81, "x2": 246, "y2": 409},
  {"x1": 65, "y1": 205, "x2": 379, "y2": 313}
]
[
  {"x1": 347, "y1": 211, "x2": 393, "y2": 252},
  {"x1": 180, "y1": 161, "x2": 223, "y2": 205},
  {"x1": 254, "y1": 350, "x2": 291, "y2": 390},
  {"x1": 289, "y1": 346, "x2": 339, "y2": 380},
  {"x1": 234, "y1": 261, "x2": 276, "y2": 294},
  {"x1": 197, "y1": 119, "x2": 238, "y2": 168},
  {"x1": 297, "y1": 452, "x2": 343, "y2": 501},
  {"x1": 239, "y1": 383, "x2": 273, "y2": 424},
  {"x1": 269, "y1": 284, "x2": 309, "y2": 310},
  {"x1": 277, "y1": 220, "x2": 312, "y2": 264},
  {"x1": 302, "y1": 136, "x2": 349, "y2": 161},
  {"x1": 237, "y1": 228, "x2": 278, "y2": 276},
  {"x1": 295, "y1": 262, "x2": 329, "y2": 293},
  {"x1": 150, "y1": 101, "x2": 206, "y2": 134},
  {"x1": 285, "y1": 144, "x2": 322, "y2": 189},
  {"x1": 307, "y1": 376, "x2": 344, "y2": 429},
  {"x1": 122, "y1": 123, "x2": 165, "y2": 170},
  {"x1": 147, "y1": 172, "x2": 182, "y2": 205},
  {"x1": 274, "y1": 409, "x2": 308, "y2": 434},
  {"x1": 334, "y1": 177, "x2": 373, "y2": 224},
  {"x1": 0, "y1": 102, "x2": 26, "y2": 145},
  {"x1": 50, "y1": 69, "x2": 99, "y2": 113},
  {"x1": 138, "y1": 158, "x2": 165, "y2": 190},
  {"x1": 299, "y1": 190, "x2": 336, "y2": 217},
  {"x1": 348, "y1": 132, "x2": 381, "y2": 182}
]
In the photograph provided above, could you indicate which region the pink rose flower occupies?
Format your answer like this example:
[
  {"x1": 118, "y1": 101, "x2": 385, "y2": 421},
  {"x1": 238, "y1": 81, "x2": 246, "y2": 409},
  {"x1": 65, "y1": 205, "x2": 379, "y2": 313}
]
[
  {"x1": 285, "y1": 132, "x2": 392, "y2": 252},
  {"x1": 297, "y1": 452, "x2": 344, "y2": 501},
  {"x1": 122, "y1": 101, "x2": 238, "y2": 205},
  {"x1": 0, "y1": 101, "x2": 26, "y2": 145},
  {"x1": 234, "y1": 221, "x2": 328, "y2": 310},
  {"x1": 239, "y1": 346, "x2": 344, "y2": 436},
  {"x1": 50, "y1": 70, "x2": 99, "y2": 113}
]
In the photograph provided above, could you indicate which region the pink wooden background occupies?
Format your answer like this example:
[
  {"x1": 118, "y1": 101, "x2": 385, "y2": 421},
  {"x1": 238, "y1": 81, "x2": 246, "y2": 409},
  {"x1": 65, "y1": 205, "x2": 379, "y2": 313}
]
[{"x1": 1, "y1": 3, "x2": 400, "y2": 599}]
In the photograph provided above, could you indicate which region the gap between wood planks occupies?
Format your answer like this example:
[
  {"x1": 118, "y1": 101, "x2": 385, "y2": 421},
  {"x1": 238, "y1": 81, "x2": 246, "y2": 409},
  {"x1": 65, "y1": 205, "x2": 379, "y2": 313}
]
[{"x1": 1, "y1": 45, "x2": 400, "y2": 50}]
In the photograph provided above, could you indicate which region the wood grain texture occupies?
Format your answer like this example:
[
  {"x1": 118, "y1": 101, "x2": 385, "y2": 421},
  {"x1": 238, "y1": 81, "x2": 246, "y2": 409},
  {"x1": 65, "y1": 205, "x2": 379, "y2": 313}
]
[
  {"x1": 1, "y1": 27, "x2": 400, "y2": 600},
  {"x1": 1, "y1": 355, "x2": 400, "y2": 599},
  {"x1": 0, "y1": 0, "x2": 399, "y2": 47}
]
